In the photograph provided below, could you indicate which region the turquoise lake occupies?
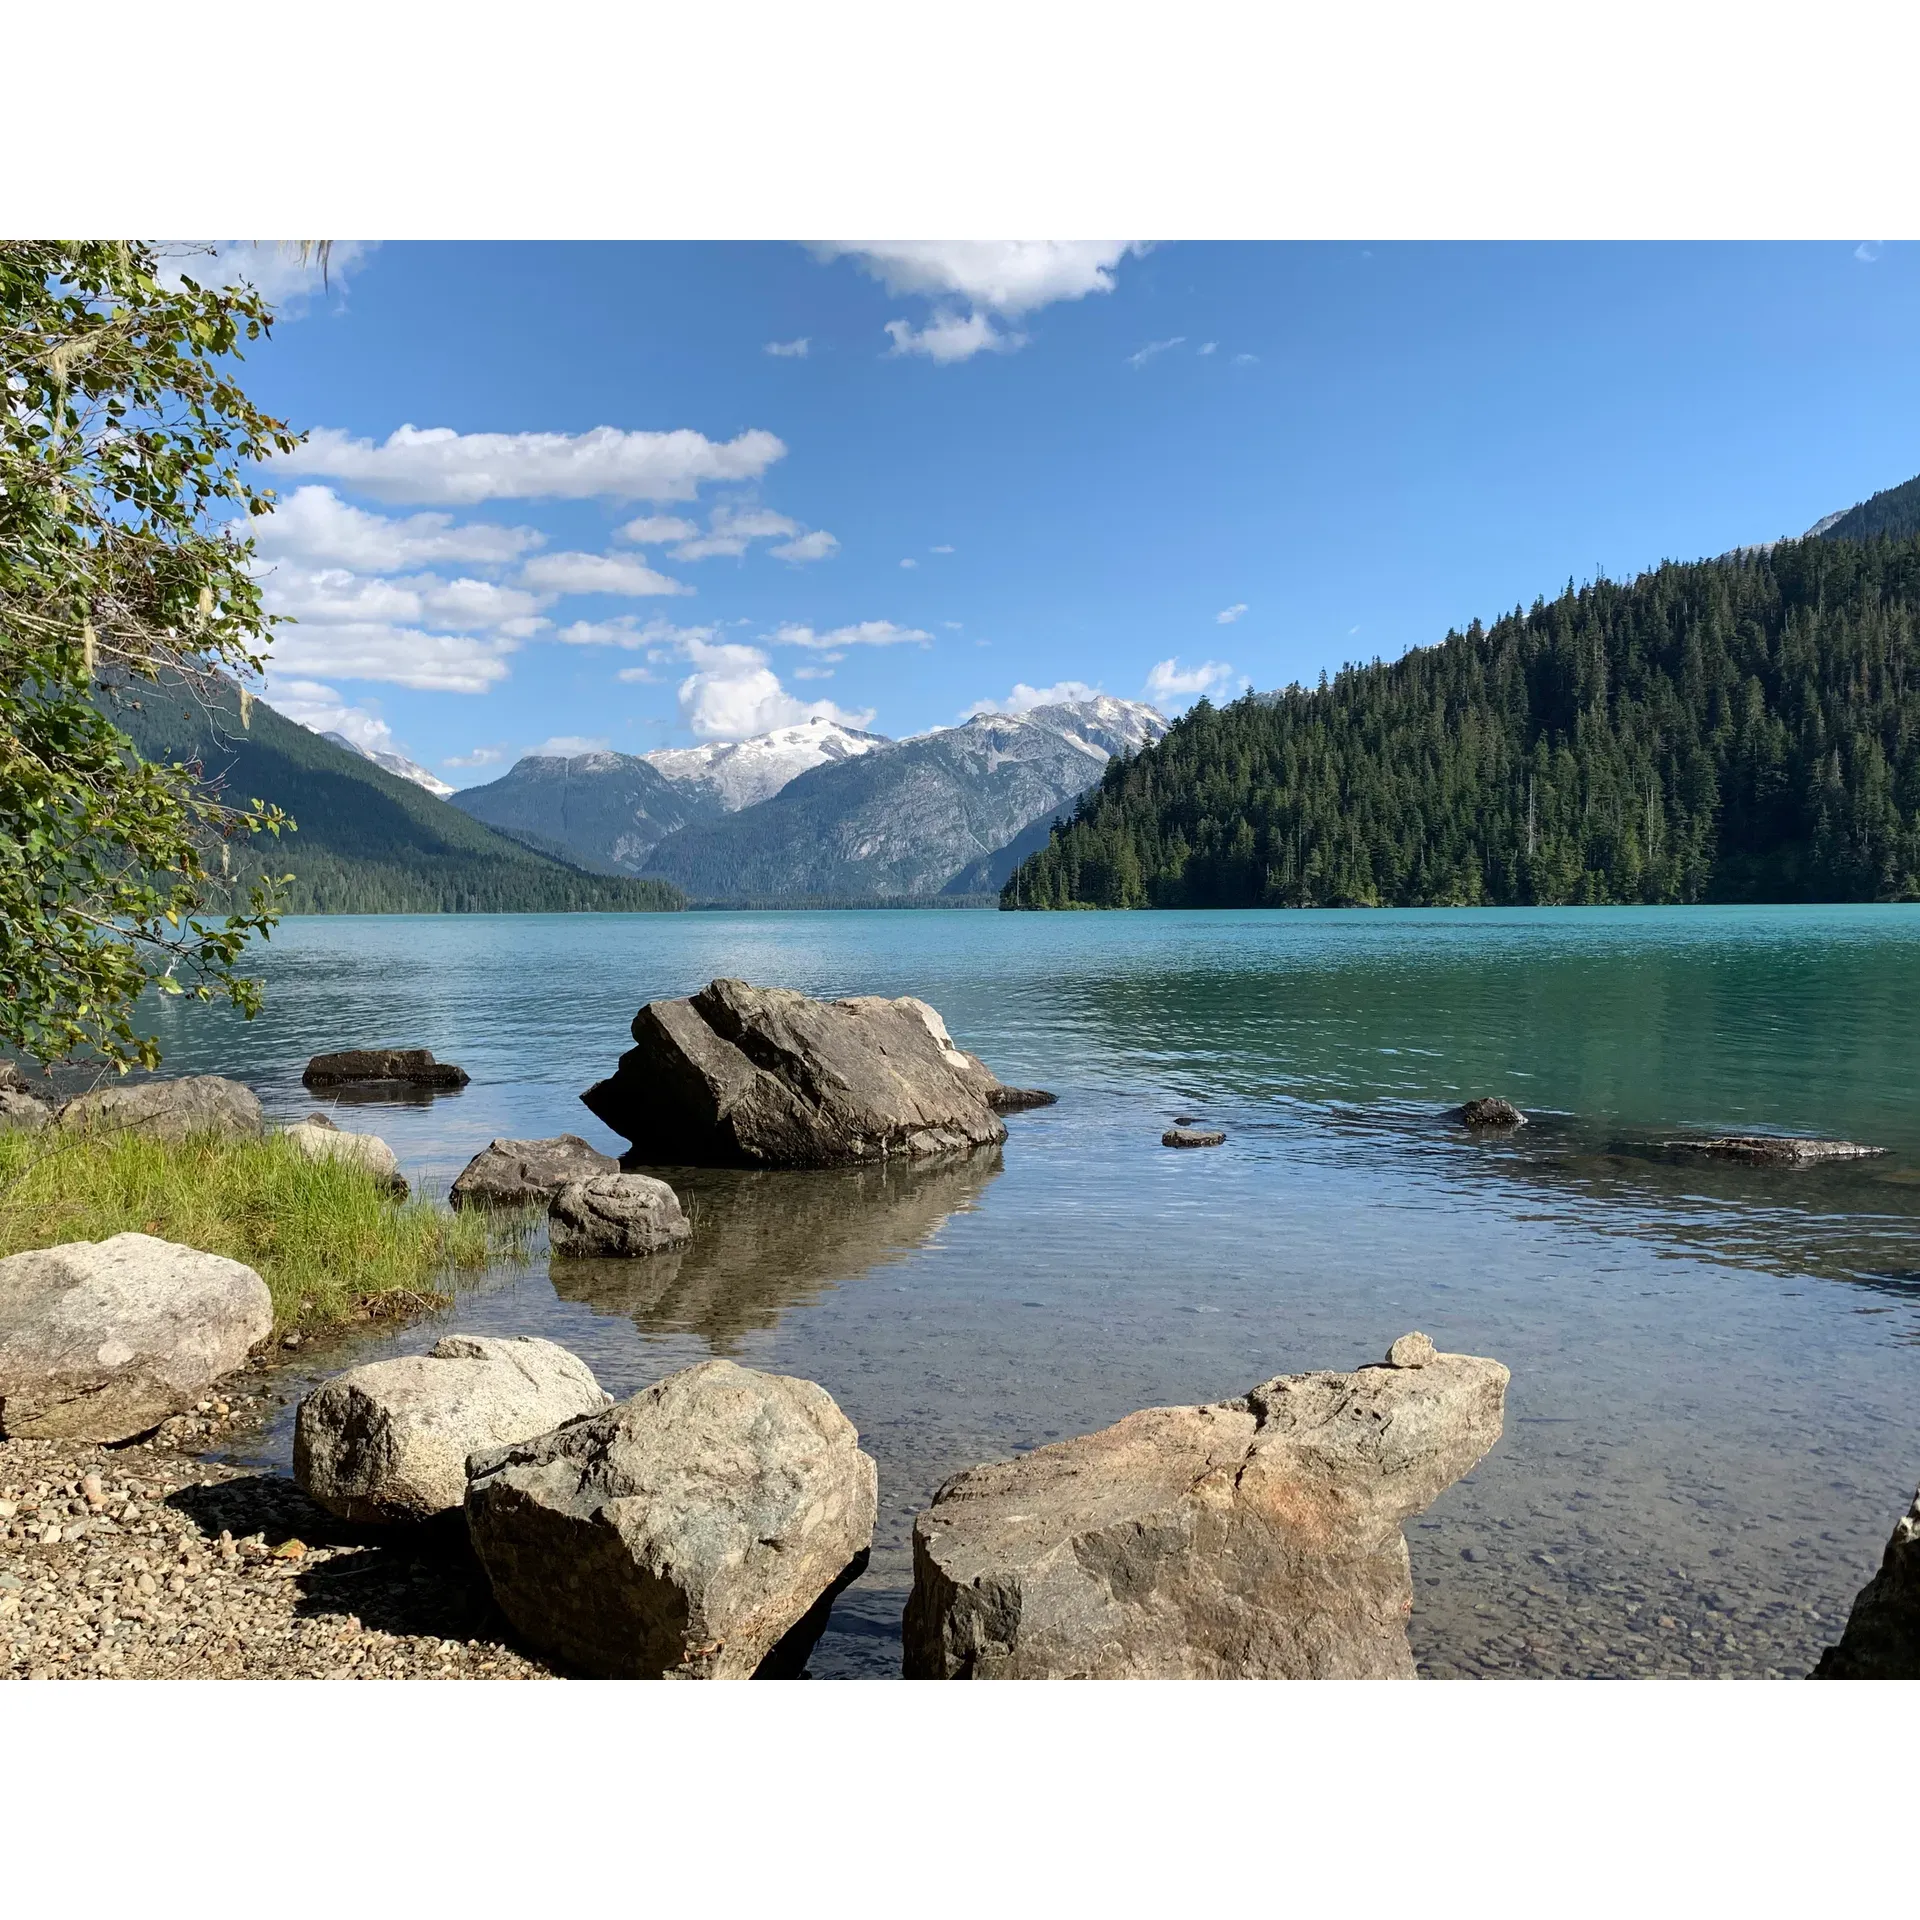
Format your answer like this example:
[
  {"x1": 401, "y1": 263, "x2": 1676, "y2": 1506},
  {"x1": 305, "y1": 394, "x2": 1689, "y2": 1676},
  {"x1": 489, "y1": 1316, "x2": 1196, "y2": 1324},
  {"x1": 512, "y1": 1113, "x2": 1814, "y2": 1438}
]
[{"x1": 142, "y1": 905, "x2": 1920, "y2": 1678}]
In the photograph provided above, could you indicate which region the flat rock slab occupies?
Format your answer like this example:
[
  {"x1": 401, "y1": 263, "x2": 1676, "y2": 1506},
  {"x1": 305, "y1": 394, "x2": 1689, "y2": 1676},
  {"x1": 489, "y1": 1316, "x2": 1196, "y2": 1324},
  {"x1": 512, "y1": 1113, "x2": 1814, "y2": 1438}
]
[
  {"x1": 56, "y1": 1075, "x2": 264, "y2": 1142},
  {"x1": 1812, "y1": 1486, "x2": 1920, "y2": 1679},
  {"x1": 1455, "y1": 1097, "x2": 1526, "y2": 1128},
  {"x1": 903, "y1": 1333, "x2": 1509, "y2": 1679},
  {"x1": 451, "y1": 1135, "x2": 618, "y2": 1209},
  {"x1": 1162, "y1": 1127, "x2": 1226, "y2": 1148},
  {"x1": 303, "y1": 1048, "x2": 469, "y2": 1090},
  {"x1": 0, "y1": 1233, "x2": 272, "y2": 1442},
  {"x1": 294, "y1": 1335, "x2": 611, "y2": 1525},
  {"x1": 466, "y1": 1357, "x2": 878, "y2": 1678},
  {"x1": 580, "y1": 978, "x2": 1018, "y2": 1168},
  {"x1": 283, "y1": 1116, "x2": 407, "y2": 1196},
  {"x1": 1667, "y1": 1135, "x2": 1885, "y2": 1165},
  {"x1": 549, "y1": 1173, "x2": 692, "y2": 1258}
]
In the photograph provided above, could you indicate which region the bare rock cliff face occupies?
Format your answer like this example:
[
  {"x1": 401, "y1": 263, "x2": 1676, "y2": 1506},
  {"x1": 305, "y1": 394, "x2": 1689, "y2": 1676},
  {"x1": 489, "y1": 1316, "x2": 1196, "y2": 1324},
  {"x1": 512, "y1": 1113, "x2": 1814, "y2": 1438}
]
[
  {"x1": 903, "y1": 1332, "x2": 1509, "y2": 1679},
  {"x1": 1812, "y1": 1486, "x2": 1920, "y2": 1678}
]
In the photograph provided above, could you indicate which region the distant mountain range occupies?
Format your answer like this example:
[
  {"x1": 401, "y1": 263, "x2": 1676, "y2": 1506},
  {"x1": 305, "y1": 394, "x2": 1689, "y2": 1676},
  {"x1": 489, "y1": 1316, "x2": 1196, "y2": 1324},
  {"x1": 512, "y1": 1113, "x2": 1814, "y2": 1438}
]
[
  {"x1": 449, "y1": 695, "x2": 1168, "y2": 900},
  {"x1": 321, "y1": 730, "x2": 455, "y2": 798},
  {"x1": 106, "y1": 675, "x2": 683, "y2": 915}
]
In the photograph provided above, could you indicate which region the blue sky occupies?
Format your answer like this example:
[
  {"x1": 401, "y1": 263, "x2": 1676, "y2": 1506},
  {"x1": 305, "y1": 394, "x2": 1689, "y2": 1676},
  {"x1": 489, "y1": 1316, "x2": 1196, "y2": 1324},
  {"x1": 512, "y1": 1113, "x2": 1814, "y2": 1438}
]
[{"x1": 218, "y1": 240, "x2": 1919, "y2": 785}]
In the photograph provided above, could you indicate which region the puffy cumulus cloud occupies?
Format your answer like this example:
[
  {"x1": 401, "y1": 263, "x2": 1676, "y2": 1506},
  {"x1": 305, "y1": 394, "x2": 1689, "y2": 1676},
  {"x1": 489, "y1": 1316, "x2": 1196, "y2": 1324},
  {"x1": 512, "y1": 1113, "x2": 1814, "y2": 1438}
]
[
  {"x1": 279, "y1": 423, "x2": 786, "y2": 506},
  {"x1": 155, "y1": 242, "x2": 374, "y2": 310},
  {"x1": 1127, "y1": 336, "x2": 1185, "y2": 369},
  {"x1": 1144, "y1": 657, "x2": 1240, "y2": 710},
  {"x1": 671, "y1": 506, "x2": 800, "y2": 561},
  {"x1": 259, "y1": 679, "x2": 397, "y2": 753},
  {"x1": 771, "y1": 529, "x2": 839, "y2": 563},
  {"x1": 962, "y1": 679, "x2": 1102, "y2": 718},
  {"x1": 764, "y1": 337, "x2": 810, "y2": 357},
  {"x1": 771, "y1": 620, "x2": 930, "y2": 651},
  {"x1": 615, "y1": 514, "x2": 701, "y2": 545},
  {"x1": 826, "y1": 242, "x2": 1145, "y2": 365},
  {"x1": 265, "y1": 622, "x2": 517, "y2": 694},
  {"x1": 1216, "y1": 602, "x2": 1248, "y2": 624},
  {"x1": 250, "y1": 486, "x2": 543, "y2": 572},
  {"x1": 259, "y1": 565, "x2": 547, "y2": 636},
  {"x1": 444, "y1": 746, "x2": 505, "y2": 769},
  {"x1": 517, "y1": 552, "x2": 691, "y2": 597},
  {"x1": 675, "y1": 635, "x2": 873, "y2": 739},
  {"x1": 553, "y1": 616, "x2": 717, "y2": 652}
]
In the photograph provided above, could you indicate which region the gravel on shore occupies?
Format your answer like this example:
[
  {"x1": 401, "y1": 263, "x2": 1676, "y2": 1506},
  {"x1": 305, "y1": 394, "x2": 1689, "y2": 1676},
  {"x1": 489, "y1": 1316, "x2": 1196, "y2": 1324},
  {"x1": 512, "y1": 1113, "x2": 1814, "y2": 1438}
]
[{"x1": 0, "y1": 1401, "x2": 553, "y2": 1681}]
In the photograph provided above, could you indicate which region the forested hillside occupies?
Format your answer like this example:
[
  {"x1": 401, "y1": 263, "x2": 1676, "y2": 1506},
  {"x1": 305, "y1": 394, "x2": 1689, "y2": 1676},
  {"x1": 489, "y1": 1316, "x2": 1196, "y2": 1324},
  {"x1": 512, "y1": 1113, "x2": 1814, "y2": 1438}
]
[
  {"x1": 1006, "y1": 534, "x2": 1920, "y2": 909},
  {"x1": 1816, "y1": 473, "x2": 1920, "y2": 545},
  {"x1": 108, "y1": 675, "x2": 685, "y2": 914}
]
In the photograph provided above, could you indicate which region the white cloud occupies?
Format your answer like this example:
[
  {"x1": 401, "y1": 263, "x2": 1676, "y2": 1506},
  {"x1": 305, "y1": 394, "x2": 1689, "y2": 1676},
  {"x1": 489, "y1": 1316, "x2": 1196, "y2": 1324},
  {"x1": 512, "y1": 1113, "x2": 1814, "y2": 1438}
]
[
  {"x1": 883, "y1": 311, "x2": 1020, "y2": 363},
  {"x1": 675, "y1": 635, "x2": 873, "y2": 738},
  {"x1": 772, "y1": 621, "x2": 930, "y2": 651},
  {"x1": 764, "y1": 337, "x2": 810, "y2": 357},
  {"x1": 1232, "y1": 353, "x2": 1259, "y2": 365},
  {"x1": 250, "y1": 486, "x2": 543, "y2": 572},
  {"x1": 1128, "y1": 336, "x2": 1185, "y2": 369},
  {"x1": 530, "y1": 735, "x2": 612, "y2": 758},
  {"x1": 821, "y1": 242, "x2": 1142, "y2": 315},
  {"x1": 770, "y1": 529, "x2": 840, "y2": 563},
  {"x1": 156, "y1": 241, "x2": 374, "y2": 310},
  {"x1": 1144, "y1": 657, "x2": 1239, "y2": 710},
  {"x1": 615, "y1": 514, "x2": 701, "y2": 545},
  {"x1": 259, "y1": 564, "x2": 546, "y2": 635},
  {"x1": 444, "y1": 746, "x2": 505, "y2": 768},
  {"x1": 1198, "y1": 341, "x2": 1217, "y2": 356},
  {"x1": 963, "y1": 679, "x2": 1101, "y2": 718},
  {"x1": 931, "y1": 544, "x2": 955, "y2": 554},
  {"x1": 518, "y1": 551, "x2": 692, "y2": 597},
  {"x1": 671, "y1": 506, "x2": 801, "y2": 561},
  {"x1": 1856, "y1": 241, "x2": 1884, "y2": 262},
  {"x1": 1216, "y1": 603, "x2": 1248, "y2": 624},
  {"x1": 554, "y1": 616, "x2": 716, "y2": 652},
  {"x1": 260, "y1": 678, "x2": 397, "y2": 753},
  {"x1": 279, "y1": 422, "x2": 787, "y2": 505},
  {"x1": 792, "y1": 665, "x2": 836, "y2": 681},
  {"x1": 265, "y1": 622, "x2": 517, "y2": 694},
  {"x1": 899, "y1": 557, "x2": 918, "y2": 569},
  {"x1": 943, "y1": 620, "x2": 964, "y2": 630}
]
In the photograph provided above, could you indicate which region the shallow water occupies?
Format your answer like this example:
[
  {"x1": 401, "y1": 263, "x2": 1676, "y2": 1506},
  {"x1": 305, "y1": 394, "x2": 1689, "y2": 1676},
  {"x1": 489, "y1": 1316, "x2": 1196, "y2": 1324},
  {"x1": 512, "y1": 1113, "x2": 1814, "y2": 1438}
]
[{"x1": 144, "y1": 905, "x2": 1920, "y2": 1678}]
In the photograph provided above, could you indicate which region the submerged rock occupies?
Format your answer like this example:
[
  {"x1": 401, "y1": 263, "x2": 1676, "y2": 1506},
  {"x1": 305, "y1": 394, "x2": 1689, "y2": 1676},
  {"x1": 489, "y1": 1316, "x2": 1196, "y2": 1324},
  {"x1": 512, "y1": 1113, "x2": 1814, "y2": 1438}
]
[
  {"x1": 1162, "y1": 1126, "x2": 1225, "y2": 1148},
  {"x1": 294, "y1": 1335, "x2": 611, "y2": 1524},
  {"x1": 903, "y1": 1333, "x2": 1509, "y2": 1679},
  {"x1": 1455, "y1": 1097, "x2": 1526, "y2": 1128},
  {"x1": 0, "y1": 1233, "x2": 272, "y2": 1441},
  {"x1": 1811, "y1": 1486, "x2": 1920, "y2": 1679},
  {"x1": 465, "y1": 1357, "x2": 878, "y2": 1678},
  {"x1": 580, "y1": 978, "x2": 1026, "y2": 1168},
  {"x1": 450, "y1": 1134, "x2": 619, "y2": 1209},
  {"x1": 548, "y1": 1173, "x2": 692, "y2": 1258},
  {"x1": 283, "y1": 1114, "x2": 407, "y2": 1196},
  {"x1": 1667, "y1": 1135, "x2": 1884, "y2": 1165},
  {"x1": 56, "y1": 1075, "x2": 264, "y2": 1142},
  {"x1": 303, "y1": 1048, "x2": 470, "y2": 1090}
]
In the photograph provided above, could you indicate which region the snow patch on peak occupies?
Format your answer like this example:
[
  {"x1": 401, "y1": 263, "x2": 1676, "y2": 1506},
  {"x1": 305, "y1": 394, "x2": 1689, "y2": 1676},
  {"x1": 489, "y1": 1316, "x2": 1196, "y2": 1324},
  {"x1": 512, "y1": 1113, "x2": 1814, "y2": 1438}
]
[
  {"x1": 643, "y1": 716, "x2": 895, "y2": 812},
  {"x1": 322, "y1": 730, "x2": 455, "y2": 798}
]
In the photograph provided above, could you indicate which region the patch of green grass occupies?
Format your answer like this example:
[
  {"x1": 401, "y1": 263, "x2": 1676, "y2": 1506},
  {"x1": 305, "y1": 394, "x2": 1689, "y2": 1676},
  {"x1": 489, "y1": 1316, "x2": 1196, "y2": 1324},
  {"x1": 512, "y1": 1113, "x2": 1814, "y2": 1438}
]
[{"x1": 0, "y1": 1129, "x2": 533, "y2": 1329}]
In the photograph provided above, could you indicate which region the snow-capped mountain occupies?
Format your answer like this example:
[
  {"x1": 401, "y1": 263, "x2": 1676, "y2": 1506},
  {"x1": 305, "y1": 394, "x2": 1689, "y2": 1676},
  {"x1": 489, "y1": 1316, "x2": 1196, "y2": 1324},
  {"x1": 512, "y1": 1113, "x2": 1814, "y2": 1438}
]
[
  {"x1": 642, "y1": 717, "x2": 892, "y2": 813},
  {"x1": 322, "y1": 731, "x2": 455, "y2": 798}
]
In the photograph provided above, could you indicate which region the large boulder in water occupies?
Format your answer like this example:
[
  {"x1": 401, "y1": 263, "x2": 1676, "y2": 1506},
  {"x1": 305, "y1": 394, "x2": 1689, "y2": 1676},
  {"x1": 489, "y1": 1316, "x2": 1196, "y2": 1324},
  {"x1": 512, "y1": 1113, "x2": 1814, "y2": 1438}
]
[
  {"x1": 0, "y1": 1233, "x2": 272, "y2": 1441},
  {"x1": 903, "y1": 1331, "x2": 1509, "y2": 1679},
  {"x1": 294, "y1": 1335, "x2": 611, "y2": 1524},
  {"x1": 465, "y1": 1357, "x2": 878, "y2": 1678},
  {"x1": 1812, "y1": 1486, "x2": 1920, "y2": 1679},
  {"x1": 57, "y1": 1075, "x2": 264, "y2": 1142},
  {"x1": 548, "y1": 1173, "x2": 692, "y2": 1258},
  {"x1": 303, "y1": 1048, "x2": 469, "y2": 1090},
  {"x1": 1667, "y1": 1135, "x2": 1884, "y2": 1165},
  {"x1": 579, "y1": 978, "x2": 1035, "y2": 1167},
  {"x1": 451, "y1": 1135, "x2": 619, "y2": 1209}
]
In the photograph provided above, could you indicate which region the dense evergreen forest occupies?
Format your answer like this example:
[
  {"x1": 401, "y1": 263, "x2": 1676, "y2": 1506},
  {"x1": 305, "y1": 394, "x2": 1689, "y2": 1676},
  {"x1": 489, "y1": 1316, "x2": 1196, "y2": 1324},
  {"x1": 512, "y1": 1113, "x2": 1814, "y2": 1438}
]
[
  {"x1": 1005, "y1": 533, "x2": 1920, "y2": 909},
  {"x1": 108, "y1": 675, "x2": 685, "y2": 915}
]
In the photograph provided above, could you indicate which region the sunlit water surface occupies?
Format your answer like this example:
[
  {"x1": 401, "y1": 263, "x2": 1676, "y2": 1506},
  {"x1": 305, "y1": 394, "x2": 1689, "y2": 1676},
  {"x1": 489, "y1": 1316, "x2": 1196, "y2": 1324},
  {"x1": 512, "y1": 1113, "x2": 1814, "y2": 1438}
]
[{"x1": 138, "y1": 906, "x2": 1920, "y2": 1678}]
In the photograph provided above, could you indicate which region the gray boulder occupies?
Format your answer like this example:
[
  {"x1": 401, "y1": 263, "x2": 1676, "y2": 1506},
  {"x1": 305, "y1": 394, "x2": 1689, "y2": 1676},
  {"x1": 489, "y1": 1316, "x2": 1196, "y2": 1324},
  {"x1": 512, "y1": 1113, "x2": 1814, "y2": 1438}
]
[
  {"x1": 466, "y1": 1357, "x2": 878, "y2": 1678},
  {"x1": 57, "y1": 1075, "x2": 264, "y2": 1142},
  {"x1": 303, "y1": 1047, "x2": 469, "y2": 1089},
  {"x1": 283, "y1": 1114, "x2": 407, "y2": 1196},
  {"x1": 294, "y1": 1334, "x2": 610, "y2": 1525},
  {"x1": 549, "y1": 1173, "x2": 692, "y2": 1258},
  {"x1": 1668, "y1": 1135, "x2": 1884, "y2": 1165},
  {"x1": 903, "y1": 1332, "x2": 1509, "y2": 1679},
  {"x1": 1163, "y1": 1126, "x2": 1225, "y2": 1148},
  {"x1": 0, "y1": 1232, "x2": 272, "y2": 1441},
  {"x1": 1455, "y1": 1097, "x2": 1526, "y2": 1128},
  {"x1": 450, "y1": 1134, "x2": 619, "y2": 1209},
  {"x1": 0, "y1": 1088, "x2": 52, "y2": 1133},
  {"x1": 580, "y1": 978, "x2": 1022, "y2": 1167},
  {"x1": 1812, "y1": 1486, "x2": 1920, "y2": 1678}
]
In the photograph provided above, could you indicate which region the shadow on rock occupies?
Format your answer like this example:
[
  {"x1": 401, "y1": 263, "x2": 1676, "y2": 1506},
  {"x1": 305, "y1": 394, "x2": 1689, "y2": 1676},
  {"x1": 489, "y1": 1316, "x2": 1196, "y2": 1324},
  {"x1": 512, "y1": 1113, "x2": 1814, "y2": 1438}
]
[
  {"x1": 753, "y1": 1549, "x2": 870, "y2": 1679},
  {"x1": 551, "y1": 1147, "x2": 1002, "y2": 1350}
]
